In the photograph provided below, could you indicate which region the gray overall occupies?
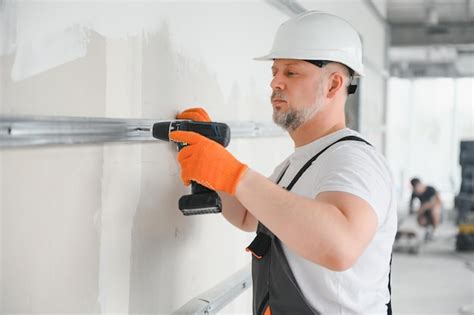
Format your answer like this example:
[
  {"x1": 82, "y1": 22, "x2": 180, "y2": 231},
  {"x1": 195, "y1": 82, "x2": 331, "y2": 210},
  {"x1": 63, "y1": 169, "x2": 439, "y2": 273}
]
[{"x1": 246, "y1": 136, "x2": 392, "y2": 315}]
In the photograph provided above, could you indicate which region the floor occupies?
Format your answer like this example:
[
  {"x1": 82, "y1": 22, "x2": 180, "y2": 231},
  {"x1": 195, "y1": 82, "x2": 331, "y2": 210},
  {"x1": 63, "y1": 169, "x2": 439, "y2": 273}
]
[{"x1": 391, "y1": 213, "x2": 474, "y2": 314}]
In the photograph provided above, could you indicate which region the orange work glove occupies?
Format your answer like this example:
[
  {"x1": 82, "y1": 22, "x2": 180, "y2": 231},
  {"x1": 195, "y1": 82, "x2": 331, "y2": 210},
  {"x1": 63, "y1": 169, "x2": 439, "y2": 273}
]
[
  {"x1": 176, "y1": 107, "x2": 211, "y2": 122},
  {"x1": 169, "y1": 130, "x2": 248, "y2": 195}
]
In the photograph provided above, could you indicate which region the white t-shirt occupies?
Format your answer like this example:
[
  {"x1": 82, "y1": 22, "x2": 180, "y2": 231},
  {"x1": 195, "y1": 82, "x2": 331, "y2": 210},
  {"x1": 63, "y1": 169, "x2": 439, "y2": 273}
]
[{"x1": 268, "y1": 128, "x2": 397, "y2": 315}]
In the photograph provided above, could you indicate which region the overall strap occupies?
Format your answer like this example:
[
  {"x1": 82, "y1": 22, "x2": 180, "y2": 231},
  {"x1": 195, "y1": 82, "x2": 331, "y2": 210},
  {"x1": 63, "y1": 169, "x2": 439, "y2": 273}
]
[
  {"x1": 279, "y1": 135, "x2": 371, "y2": 190},
  {"x1": 387, "y1": 255, "x2": 393, "y2": 315}
]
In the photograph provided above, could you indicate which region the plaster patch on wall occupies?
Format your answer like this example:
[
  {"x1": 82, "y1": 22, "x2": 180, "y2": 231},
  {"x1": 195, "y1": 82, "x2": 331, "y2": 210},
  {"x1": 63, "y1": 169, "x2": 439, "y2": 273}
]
[
  {"x1": 0, "y1": 1, "x2": 15, "y2": 56},
  {"x1": 2, "y1": 30, "x2": 106, "y2": 117},
  {"x1": 140, "y1": 23, "x2": 226, "y2": 121},
  {"x1": 97, "y1": 145, "x2": 142, "y2": 313},
  {"x1": 129, "y1": 22, "x2": 251, "y2": 313},
  {"x1": 1, "y1": 0, "x2": 278, "y2": 111},
  {"x1": 0, "y1": 6, "x2": 5, "y2": 56},
  {"x1": 11, "y1": 25, "x2": 88, "y2": 81},
  {"x1": 97, "y1": 36, "x2": 143, "y2": 313},
  {"x1": 2, "y1": 2, "x2": 166, "y2": 81},
  {"x1": 0, "y1": 34, "x2": 4, "y2": 112}
]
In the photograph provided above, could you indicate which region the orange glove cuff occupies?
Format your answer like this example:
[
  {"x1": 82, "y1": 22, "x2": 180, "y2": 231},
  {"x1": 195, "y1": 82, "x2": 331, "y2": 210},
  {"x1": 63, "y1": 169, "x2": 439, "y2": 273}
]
[
  {"x1": 170, "y1": 130, "x2": 248, "y2": 195},
  {"x1": 176, "y1": 107, "x2": 211, "y2": 122}
]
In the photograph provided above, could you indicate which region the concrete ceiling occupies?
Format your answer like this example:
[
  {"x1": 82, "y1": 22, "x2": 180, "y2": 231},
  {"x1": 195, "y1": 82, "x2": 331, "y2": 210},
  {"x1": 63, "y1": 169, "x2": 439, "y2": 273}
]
[
  {"x1": 387, "y1": 0, "x2": 474, "y2": 77},
  {"x1": 267, "y1": 0, "x2": 473, "y2": 78},
  {"x1": 387, "y1": 0, "x2": 473, "y2": 24}
]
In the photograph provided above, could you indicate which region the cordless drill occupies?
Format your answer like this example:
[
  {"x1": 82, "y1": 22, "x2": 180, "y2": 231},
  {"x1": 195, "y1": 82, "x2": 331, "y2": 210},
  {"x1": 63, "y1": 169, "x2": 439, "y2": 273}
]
[{"x1": 152, "y1": 120, "x2": 231, "y2": 216}]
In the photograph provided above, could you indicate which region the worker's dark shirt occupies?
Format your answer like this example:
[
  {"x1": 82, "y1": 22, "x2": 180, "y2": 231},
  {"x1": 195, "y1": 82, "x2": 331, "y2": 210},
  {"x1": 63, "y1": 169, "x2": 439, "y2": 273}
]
[{"x1": 409, "y1": 186, "x2": 437, "y2": 212}]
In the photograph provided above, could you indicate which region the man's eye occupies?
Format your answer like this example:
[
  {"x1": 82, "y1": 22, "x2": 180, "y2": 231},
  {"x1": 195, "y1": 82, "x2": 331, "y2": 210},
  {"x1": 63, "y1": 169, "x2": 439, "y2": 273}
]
[{"x1": 287, "y1": 71, "x2": 297, "y2": 76}]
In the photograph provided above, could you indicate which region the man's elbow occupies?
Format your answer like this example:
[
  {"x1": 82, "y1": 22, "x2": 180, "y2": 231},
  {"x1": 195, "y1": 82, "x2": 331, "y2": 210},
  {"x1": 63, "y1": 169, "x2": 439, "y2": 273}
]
[
  {"x1": 240, "y1": 223, "x2": 257, "y2": 232},
  {"x1": 314, "y1": 248, "x2": 359, "y2": 272},
  {"x1": 327, "y1": 253, "x2": 358, "y2": 271}
]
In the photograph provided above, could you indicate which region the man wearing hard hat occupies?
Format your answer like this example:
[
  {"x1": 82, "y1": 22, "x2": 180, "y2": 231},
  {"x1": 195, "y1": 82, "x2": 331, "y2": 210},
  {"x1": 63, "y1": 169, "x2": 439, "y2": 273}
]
[{"x1": 171, "y1": 11, "x2": 397, "y2": 315}]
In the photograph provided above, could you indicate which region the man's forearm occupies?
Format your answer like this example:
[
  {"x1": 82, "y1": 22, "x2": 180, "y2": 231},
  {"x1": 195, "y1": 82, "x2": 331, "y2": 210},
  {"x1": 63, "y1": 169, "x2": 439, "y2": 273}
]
[
  {"x1": 234, "y1": 169, "x2": 377, "y2": 271},
  {"x1": 219, "y1": 192, "x2": 257, "y2": 232}
]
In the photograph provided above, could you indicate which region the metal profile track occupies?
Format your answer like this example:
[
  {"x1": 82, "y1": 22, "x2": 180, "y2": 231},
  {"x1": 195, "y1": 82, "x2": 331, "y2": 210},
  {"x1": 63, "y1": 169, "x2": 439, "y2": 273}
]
[
  {"x1": 172, "y1": 264, "x2": 251, "y2": 315},
  {"x1": 0, "y1": 115, "x2": 285, "y2": 148}
]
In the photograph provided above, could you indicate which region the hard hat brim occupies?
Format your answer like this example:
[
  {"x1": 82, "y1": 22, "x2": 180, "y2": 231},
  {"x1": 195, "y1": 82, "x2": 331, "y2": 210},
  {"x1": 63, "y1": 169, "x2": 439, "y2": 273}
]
[
  {"x1": 253, "y1": 53, "x2": 365, "y2": 77},
  {"x1": 253, "y1": 53, "x2": 274, "y2": 61}
]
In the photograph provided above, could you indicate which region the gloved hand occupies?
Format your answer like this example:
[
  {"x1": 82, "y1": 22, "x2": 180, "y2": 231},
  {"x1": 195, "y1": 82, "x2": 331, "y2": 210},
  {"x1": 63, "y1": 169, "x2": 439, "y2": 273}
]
[
  {"x1": 169, "y1": 130, "x2": 248, "y2": 195},
  {"x1": 176, "y1": 107, "x2": 211, "y2": 122}
]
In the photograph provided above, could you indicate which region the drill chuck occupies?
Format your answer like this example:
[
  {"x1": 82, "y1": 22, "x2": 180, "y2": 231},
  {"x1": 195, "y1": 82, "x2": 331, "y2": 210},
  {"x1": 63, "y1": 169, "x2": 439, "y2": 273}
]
[{"x1": 152, "y1": 121, "x2": 172, "y2": 141}]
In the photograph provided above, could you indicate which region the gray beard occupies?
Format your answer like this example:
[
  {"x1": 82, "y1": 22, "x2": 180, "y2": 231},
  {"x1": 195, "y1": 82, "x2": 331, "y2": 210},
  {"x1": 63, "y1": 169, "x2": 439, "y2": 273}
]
[
  {"x1": 273, "y1": 102, "x2": 321, "y2": 131},
  {"x1": 271, "y1": 79, "x2": 325, "y2": 131}
]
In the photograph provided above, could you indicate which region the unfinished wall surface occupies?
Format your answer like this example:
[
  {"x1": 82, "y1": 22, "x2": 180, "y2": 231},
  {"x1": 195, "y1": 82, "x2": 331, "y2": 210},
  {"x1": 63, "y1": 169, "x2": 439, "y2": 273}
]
[{"x1": 1, "y1": 1, "x2": 388, "y2": 313}]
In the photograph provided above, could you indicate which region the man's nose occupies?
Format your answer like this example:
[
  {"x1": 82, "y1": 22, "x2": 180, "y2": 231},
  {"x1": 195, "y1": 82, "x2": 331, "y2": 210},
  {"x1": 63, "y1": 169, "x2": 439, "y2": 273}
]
[{"x1": 270, "y1": 73, "x2": 285, "y2": 90}]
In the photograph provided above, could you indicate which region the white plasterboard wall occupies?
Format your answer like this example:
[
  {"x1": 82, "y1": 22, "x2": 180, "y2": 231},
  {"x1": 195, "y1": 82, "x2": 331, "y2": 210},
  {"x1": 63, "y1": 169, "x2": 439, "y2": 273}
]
[
  {"x1": 0, "y1": 1, "x2": 387, "y2": 313},
  {"x1": 0, "y1": 2, "x2": 289, "y2": 313}
]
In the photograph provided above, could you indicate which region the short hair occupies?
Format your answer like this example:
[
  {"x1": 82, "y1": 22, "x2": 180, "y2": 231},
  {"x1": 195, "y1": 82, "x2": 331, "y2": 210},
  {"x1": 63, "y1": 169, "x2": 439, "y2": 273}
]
[{"x1": 410, "y1": 178, "x2": 421, "y2": 187}]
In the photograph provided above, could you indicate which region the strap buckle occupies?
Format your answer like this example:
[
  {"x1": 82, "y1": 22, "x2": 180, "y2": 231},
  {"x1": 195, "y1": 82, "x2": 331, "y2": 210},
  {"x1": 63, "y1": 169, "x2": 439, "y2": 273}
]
[{"x1": 246, "y1": 232, "x2": 272, "y2": 259}]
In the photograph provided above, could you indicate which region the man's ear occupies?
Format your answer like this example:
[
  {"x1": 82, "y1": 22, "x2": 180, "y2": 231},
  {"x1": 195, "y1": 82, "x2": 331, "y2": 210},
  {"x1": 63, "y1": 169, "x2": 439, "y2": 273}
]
[{"x1": 326, "y1": 72, "x2": 345, "y2": 98}]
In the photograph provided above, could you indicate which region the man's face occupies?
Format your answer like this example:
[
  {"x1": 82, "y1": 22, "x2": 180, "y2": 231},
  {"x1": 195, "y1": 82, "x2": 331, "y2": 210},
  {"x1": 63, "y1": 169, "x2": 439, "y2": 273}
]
[
  {"x1": 270, "y1": 59, "x2": 327, "y2": 131},
  {"x1": 413, "y1": 183, "x2": 424, "y2": 195}
]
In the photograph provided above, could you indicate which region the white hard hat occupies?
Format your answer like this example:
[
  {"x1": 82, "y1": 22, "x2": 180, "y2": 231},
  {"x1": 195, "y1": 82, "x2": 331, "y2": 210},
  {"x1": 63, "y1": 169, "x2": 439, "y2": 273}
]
[{"x1": 255, "y1": 11, "x2": 365, "y2": 77}]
